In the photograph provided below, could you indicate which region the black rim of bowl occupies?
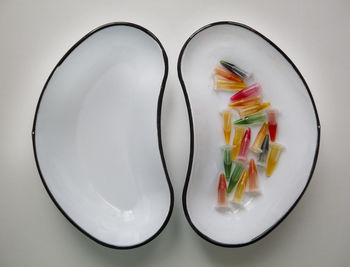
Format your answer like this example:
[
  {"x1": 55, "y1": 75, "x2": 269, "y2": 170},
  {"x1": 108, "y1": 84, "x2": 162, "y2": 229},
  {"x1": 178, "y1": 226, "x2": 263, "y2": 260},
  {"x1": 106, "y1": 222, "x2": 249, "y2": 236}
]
[
  {"x1": 32, "y1": 22, "x2": 174, "y2": 249},
  {"x1": 177, "y1": 21, "x2": 321, "y2": 247}
]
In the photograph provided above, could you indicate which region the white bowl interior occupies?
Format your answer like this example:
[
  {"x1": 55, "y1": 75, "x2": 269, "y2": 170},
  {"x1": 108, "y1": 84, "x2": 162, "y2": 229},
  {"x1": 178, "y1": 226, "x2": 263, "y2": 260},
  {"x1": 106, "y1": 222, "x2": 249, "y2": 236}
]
[
  {"x1": 34, "y1": 25, "x2": 171, "y2": 247},
  {"x1": 180, "y1": 24, "x2": 319, "y2": 245}
]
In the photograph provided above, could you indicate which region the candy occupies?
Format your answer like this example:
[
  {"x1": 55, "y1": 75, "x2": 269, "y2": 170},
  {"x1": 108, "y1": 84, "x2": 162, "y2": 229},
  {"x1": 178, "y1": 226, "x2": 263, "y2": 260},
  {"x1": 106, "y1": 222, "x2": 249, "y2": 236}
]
[
  {"x1": 266, "y1": 143, "x2": 284, "y2": 177},
  {"x1": 229, "y1": 96, "x2": 262, "y2": 109},
  {"x1": 231, "y1": 126, "x2": 245, "y2": 160},
  {"x1": 220, "y1": 60, "x2": 251, "y2": 79},
  {"x1": 214, "y1": 75, "x2": 247, "y2": 92},
  {"x1": 236, "y1": 128, "x2": 251, "y2": 162},
  {"x1": 234, "y1": 113, "x2": 266, "y2": 126},
  {"x1": 222, "y1": 110, "x2": 232, "y2": 144},
  {"x1": 215, "y1": 66, "x2": 243, "y2": 82},
  {"x1": 250, "y1": 123, "x2": 268, "y2": 153},
  {"x1": 213, "y1": 60, "x2": 286, "y2": 211},
  {"x1": 227, "y1": 162, "x2": 244, "y2": 194},
  {"x1": 233, "y1": 169, "x2": 248, "y2": 204},
  {"x1": 257, "y1": 134, "x2": 270, "y2": 168},
  {"x1": 217, "y1": 173, "x2": 227, "y2": 206},
  {"x1": 267, "y1": 109, "x2": 278, "y2": 142},
  {"x1": 230, "y1": 83, "x2": 261, "y2": 102},
  {"x1": 223, "y1": 146, "x2": 232, "y2": 179},
  {"x1": 248, "y1": 159, "x2": 259, "y2": 192},
  {"x1": 238, "y1": 102, "x2": 270, "y2": 118}
]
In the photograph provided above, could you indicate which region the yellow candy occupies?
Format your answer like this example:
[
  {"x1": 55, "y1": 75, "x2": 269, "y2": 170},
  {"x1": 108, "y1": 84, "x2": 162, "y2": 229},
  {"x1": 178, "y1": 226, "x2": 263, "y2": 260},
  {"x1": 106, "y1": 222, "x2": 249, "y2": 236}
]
[
  {"x1": 231, "y1": 126, "x2": 245, "y2": 160},
  {"x1": 214, "y1": 75, "x2": 247, "y2": 92},
  {"x1": 233, "y1": 169, "x2": 248, "y2": 204},
  {"x1": 250, "y1": 123, "x2": 268, "y2": 153},
  {"x1": 222, "y1": 110, "x2": 232, "y2": 144},
  {"x1": 229, "y1": 96, "x2": 262, "y2": 109},
  {"x1": 238, "y1": 102, "x2": 270, "y2": 118},
  {"x1": 266, "y1": 143, "x2": 284, "y2": 177}
]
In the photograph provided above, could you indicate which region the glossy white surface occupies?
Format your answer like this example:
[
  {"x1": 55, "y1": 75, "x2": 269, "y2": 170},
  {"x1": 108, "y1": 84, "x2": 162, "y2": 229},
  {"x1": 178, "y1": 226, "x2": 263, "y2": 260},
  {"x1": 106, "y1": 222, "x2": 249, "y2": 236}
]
[
  {"x1": 180, "y1": 24, "x2": 319, "y2": 245},
  {"x1": 33, "y1": 25, "x2": 171, "y2": 247}
]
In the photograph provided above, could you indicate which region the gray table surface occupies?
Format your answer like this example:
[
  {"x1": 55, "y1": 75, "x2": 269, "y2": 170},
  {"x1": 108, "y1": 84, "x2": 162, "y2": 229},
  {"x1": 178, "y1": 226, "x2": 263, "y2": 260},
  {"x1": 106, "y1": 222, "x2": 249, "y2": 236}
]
[{"x1": 1, "y1": 0, "x2": 349, "y2": 266}]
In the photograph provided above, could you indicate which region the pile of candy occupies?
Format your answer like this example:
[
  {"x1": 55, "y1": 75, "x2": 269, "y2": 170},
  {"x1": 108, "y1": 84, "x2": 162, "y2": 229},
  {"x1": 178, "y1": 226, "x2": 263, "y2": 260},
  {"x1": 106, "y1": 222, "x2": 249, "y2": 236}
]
[{"x1": 215, "y1": 60, "x2": 284, "y2": 208}]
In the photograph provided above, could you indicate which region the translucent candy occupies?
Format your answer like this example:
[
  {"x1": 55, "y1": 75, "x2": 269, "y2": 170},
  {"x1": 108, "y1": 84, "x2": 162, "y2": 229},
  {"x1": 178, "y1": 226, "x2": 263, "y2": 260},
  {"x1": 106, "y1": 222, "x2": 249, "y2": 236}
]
[
  {"x1": 215, "y1": 66, "x2": 243, "y2": 82},
  {"x1": 266, "y1": 143, "x2": 284, "y2": 177},
  {"x1": 217, "y1": 173, "x2": 227, "y2": 206},
  {"x1": 230, "y1": 83, "x2": 261, "y2": 102},
  {"x1": 214, "y1": 75, "x2": 247, "y2": 92},
  {"x1": 223, "y1": 146, "x2": 232, "y2": 179},
  {"x1": 267, "y1": 109, "x2": 278, "y2": 142},
  {"x1": 229, "y1": 96, "x2": 262, "y2": 109},
  {"x1": 227, "y1": 162, "x2": 244, "y2": 194},
  {"x1": 234, "y1": 113, "x2": 267, "y2": 126},
  {"x1": 233, "y1": 169, "x2": 248, "y2": 204},
  {"x1": 248, "y1": 159, "x2": 259, "y2": 192},
  {"x1": 250, "y1": 123, "x2": 268, "y2": 153},
  {"x1": 238, "y1": 102, "x2": 270, "y2": 118},
  {"x1": 231, "y1": 126, "x2": 245, "y2": 160},
  {"x1": 220, "y1": 60, "x2": 251, "y2": 79},
  {"x1": 222, "y1": 110, "x2": 232, "y2": 144},
  {"x1": 236, "y1": 128, "x2": 251, "y2": 162},
  {"x1": 257, "y1": 134, "x2": 270, "y2": 168}
]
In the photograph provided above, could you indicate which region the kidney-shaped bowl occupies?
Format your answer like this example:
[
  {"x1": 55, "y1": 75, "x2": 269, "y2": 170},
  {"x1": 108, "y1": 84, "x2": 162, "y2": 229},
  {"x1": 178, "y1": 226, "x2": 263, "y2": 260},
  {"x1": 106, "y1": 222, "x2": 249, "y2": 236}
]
[
  {"x1": 32, "y1": 22, "x2": 173, "y2": 249},
  {"x1": 178, "y1": 21, "x2": 320, "y2": 247}
]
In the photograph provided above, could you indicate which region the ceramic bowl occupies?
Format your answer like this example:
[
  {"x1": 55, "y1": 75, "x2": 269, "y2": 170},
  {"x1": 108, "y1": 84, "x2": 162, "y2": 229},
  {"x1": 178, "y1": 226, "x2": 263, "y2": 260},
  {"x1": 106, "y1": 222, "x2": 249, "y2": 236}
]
[
  {"x1": 32, "y1": 22, "x2": 173, "y2": 249},
  {"x1": 178, "y1": 21, "x2": 320, "y2": 247}
]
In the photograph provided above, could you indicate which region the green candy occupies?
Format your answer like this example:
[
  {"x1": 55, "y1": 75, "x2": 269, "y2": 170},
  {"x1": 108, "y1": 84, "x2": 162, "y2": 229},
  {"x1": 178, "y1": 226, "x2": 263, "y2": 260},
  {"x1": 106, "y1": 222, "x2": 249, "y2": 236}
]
[
  {"x1": 234, "y1": 113, "x2": 267, "y2": 126},
  {"x1": 223, "y1": 147, "x2": 232, "y2": 180},
  {"x1": 227, "y1": 162, "x2": 244, "y2": 193}
]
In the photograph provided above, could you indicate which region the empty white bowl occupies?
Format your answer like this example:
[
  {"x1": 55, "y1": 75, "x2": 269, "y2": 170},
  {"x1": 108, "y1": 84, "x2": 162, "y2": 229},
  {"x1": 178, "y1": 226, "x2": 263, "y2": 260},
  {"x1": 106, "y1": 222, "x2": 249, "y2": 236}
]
[
  {"x1": 32, "y1": 23, "x2": 173, "y2": 248},
  {"x1": 178, "y1": 22, "x2": 320, "y2": 247}
]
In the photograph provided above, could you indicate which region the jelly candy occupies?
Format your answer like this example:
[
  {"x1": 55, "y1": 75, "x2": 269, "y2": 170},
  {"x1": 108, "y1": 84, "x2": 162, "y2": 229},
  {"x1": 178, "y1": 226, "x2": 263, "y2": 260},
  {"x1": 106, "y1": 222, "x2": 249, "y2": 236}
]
[
  {"x1": 267, "y1": 109, "x2": 278, "y2": 142},
  {"x1": 257, "y1": 134, "x2": 270, "y2": 168},
  {"x1": 230, "y1": 83, "x2": 261, "y2": 102},
  {"x1": 223, "y1": 146, "x2": 232, "y2": 179},
  {"x1": 250, "y1": 123, "x2": 268, "y2": 153},
  {"x1": 222, "y1": 110, "x2": 232, "y2": 144},
  {"x1": 214, "y1": 75, "x2": 247, "y2": 92},
  {"x1": 233, "y1": 169, "x2": 248, "y2": 204},
  {"x1": 238, "y1": 102, "x2": 270, "y2": 118},
  {"x1": 227, "y1": 162, "x2": 244, "y2": 194},
  {"x1": 231, "y1": 126, "x2": 245, "y2": 160},
  {"x1": 215, "y1": 66, "x2": 243, "y2": 82},
  {"x1": 229, "y1": 96, "x2": 262, "y2": 109},
  {"x1": 234, "y1": 113, "x2": 266, "y2": 126},
  {"x1": 220, "y1": 60, "x2": 251, "y2": 79},
  {"x1": 236, "y1": 128, "x2": 251, "y2": 162},
  {"x1": 248, "y1": 159, "x2": 259, "y2": 192},
  {"x1": 217, "y1": 173, "x2": 227, "y2": 206},
  {"x1": 266, "y1": 143, "x2": 284, "y2": 177}
]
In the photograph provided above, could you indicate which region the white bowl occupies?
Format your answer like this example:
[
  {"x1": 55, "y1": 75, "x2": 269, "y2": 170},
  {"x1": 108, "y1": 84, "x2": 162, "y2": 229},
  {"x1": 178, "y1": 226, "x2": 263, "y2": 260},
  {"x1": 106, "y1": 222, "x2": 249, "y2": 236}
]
[
  {"x1": 32, "y1": 22, "x2": 173, "y2": 249},
  {"x1": 178, "y1": 21, "x2": 320, "y2": 247}
]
